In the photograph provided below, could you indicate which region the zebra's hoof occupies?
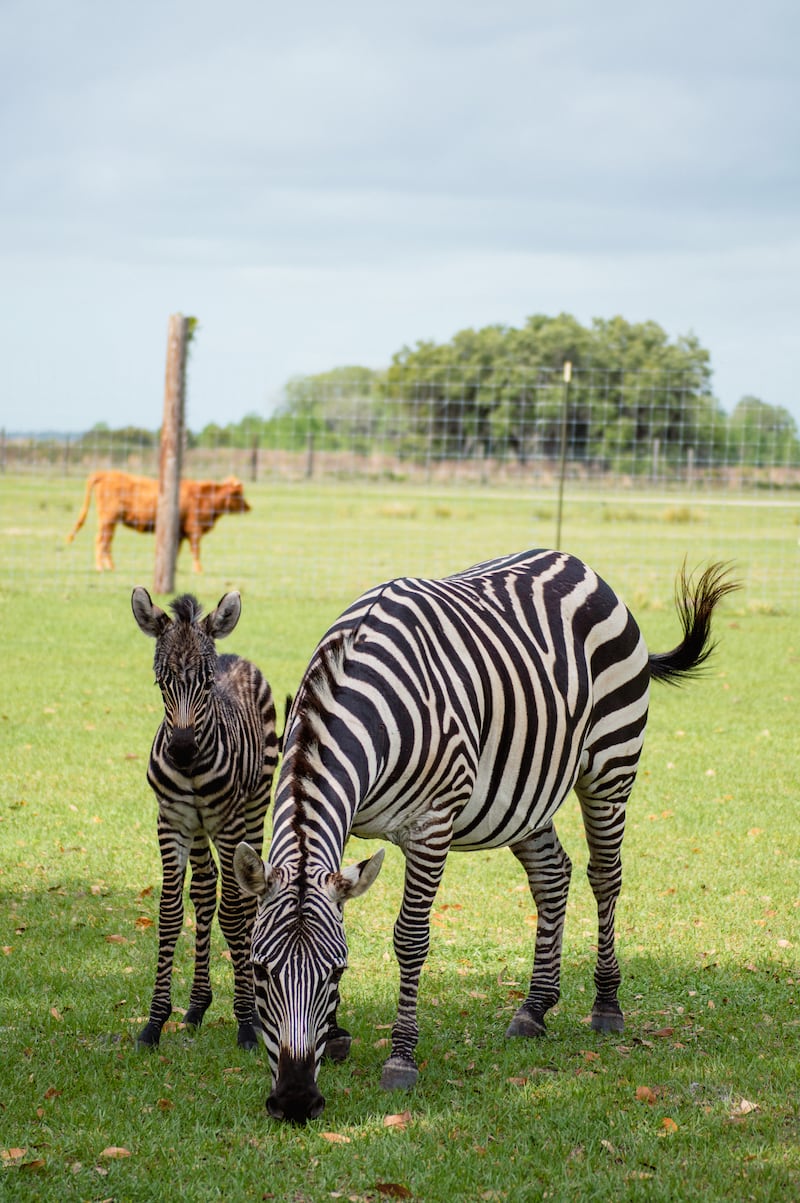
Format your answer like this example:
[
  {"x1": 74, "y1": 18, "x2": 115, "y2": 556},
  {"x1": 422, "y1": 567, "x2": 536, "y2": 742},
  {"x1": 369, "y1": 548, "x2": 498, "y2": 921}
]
[
  {"x1": 237, "y1": 1022, "x2": 260, "y2": 1051},
  {"x1": 505, "y1": 1005, "x2": 547, "y2": 1039},
  {"x1": 324, "y1": 1032, "x2": 352, "y2": 1063},
  {"x1": 183, "y1": 1007, "x2": 205, "y2": 1031},
  {"x1": 380, "y1": 1056, "x2": 418, "y2": 1091},
  {"x1": 135, "y1": 1021, "x2": 162, "y2": 1050},
  {"x1": 590, "y1": 1004, "x2": 624, "y2": 1034}
]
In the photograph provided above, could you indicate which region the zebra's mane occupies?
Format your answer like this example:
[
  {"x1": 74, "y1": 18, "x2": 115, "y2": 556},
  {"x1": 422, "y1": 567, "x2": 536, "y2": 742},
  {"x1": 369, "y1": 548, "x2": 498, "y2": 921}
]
[
  {"x1": 292, "y1": 631, "x2": 354, "y2": 763},
  {"x1": 287, "y1": 631, "x2": 356, "y2": 866},
  {"x1": 169, "y1": 594, "x2": 203, "y2": 624}
]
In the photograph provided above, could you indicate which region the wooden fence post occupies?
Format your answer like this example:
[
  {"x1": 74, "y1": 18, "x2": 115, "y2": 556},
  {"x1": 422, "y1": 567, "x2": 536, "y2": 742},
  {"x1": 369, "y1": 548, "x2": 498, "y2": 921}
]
[{"x1": 154, "y1": 314, "x2": 188, "y2": 594}]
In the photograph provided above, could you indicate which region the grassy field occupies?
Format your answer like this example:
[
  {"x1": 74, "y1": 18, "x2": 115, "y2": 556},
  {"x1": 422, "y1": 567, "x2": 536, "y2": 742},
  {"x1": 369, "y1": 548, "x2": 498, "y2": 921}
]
[
  {"x1": 1, "y1": 480, "x2": 799, "y2": 1201},
  {"x1": 2, "y1": 471, "x2": 800, "y2": 611}
]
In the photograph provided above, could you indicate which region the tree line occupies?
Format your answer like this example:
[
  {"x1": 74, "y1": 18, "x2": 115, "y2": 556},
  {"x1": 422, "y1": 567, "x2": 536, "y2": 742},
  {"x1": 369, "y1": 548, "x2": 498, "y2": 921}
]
[{"x1": 74, "y1": 314, "x2": 799, "y2": 471}]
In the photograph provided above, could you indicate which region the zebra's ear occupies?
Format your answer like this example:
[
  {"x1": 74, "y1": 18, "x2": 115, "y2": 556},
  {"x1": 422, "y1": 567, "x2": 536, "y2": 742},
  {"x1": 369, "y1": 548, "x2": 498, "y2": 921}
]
[
  {"x1": 326, "y1": 847, "x2": 385, "y2": 905},
  {"x1": 131, "y1": 587, "x2": 170, "y2": 638},
  {"x1": 206, "y1": 591, "x2": 242, "y2": 640},
  {"x1": 233, "y1": 842, "x2": 280, "y2": 902}
]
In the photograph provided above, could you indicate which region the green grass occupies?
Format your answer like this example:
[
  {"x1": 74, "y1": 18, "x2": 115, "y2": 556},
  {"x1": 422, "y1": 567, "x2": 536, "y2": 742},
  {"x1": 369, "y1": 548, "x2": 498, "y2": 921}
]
[
  {"x1": 1, "y1": 482, "x2": 799, "y2": 1200},
  {"x1": 3, "y1": 471, "x2": 800, "y2": 611}
]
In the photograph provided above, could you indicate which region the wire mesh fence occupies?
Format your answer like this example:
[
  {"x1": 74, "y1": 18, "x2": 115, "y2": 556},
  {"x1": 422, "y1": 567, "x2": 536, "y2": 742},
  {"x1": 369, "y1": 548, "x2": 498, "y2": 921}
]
[{"x1": 2, "y1": 368, "x2": 799, "y2": 611}]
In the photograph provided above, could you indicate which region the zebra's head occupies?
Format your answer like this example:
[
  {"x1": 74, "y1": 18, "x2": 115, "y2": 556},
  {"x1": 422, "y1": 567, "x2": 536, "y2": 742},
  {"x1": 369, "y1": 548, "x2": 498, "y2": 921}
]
[
  {"x1": 131, "y1": 587, "x2": 241, "y2": 774},
  {"x1": 233, "y1": 840, "x2": 385, "y2": 1123}
]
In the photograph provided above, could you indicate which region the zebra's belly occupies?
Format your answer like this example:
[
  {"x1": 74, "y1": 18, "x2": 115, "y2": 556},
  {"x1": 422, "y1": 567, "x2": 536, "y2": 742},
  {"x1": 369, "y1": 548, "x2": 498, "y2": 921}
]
[
  {"x1": 350, "y1": 728, "x2": 587, "y2": 852},
  {"x1": 449, "y1": 769, "x2": 581, "y2": 850}
]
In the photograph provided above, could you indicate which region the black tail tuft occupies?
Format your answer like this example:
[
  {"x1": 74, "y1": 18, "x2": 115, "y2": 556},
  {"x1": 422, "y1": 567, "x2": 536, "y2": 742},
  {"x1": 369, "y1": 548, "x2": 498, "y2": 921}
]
[{"x1": 648, "y1": 562, "x2": 739, "y2": 685}]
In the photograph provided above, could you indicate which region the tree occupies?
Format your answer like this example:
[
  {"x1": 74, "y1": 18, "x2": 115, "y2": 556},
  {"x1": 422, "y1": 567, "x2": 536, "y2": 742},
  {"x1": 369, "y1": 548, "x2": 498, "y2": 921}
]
[
  {"x1": 729, "y1": 396, "x2": 800, "y2": 466},
  {"x1": 386, "y1": 314, "x2": 719, "y2": 468}
]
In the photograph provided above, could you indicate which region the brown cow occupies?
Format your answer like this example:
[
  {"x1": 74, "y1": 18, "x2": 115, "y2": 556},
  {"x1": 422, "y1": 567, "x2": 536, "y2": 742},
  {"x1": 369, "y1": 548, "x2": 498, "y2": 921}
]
[{"x1": 65, "y1": 470, "x2": 251, "y2": 572}]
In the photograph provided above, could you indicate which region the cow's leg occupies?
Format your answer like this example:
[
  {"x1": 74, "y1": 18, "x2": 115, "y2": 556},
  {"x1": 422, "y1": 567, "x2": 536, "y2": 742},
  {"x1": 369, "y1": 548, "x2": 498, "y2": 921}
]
[
  {"x1": 137, "y1": 815, "x2": 192, "y2": 1048},
  {"x1": 183, "y1": 833, "x2": 218, "y2": 1032},
  {"x1": 188, "y1": 528, "x2": 203, "y2": 573},
  {"x1": 505, "y1": 823, "x2": 572, "y2": 1037},
  {"x1": 381, "y1": 821, "x2": 452, "y2": 1090},
  {"x1": 96, "y1": 521, "x2": 115, "y2": 571}
]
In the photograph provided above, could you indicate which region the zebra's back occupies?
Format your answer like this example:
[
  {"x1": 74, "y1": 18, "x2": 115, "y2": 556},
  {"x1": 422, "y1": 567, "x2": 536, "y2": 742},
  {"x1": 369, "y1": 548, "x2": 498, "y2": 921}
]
[{"x1": 286, "y1": 550, "x2": 648, "y2": 852}]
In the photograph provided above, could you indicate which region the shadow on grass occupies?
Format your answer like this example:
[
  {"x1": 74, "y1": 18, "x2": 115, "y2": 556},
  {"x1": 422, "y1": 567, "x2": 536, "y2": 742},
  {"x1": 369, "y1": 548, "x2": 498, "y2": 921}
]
[{"x1": 3, "y1": 877, "x2": 798, "y2": 1201}]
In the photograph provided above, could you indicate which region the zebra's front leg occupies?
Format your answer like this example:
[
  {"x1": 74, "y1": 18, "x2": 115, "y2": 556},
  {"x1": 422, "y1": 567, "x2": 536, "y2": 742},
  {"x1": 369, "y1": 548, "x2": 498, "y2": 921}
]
[
  {"x1": 183, "y1": 834, "x2": 218, "y2": 1032},
  {"x1": 217, "y1": 836, "x2": 260, "y2": 1050},
  {"x1": 323, "y1": 988, "x2": 352, "y2": 1063},
  {"x1": 137, "y1": 819, "x2": 191, "y2": 1049},
  {"x1": 580, "y1": 794, "x2": 627, "y2": 1033},
  {"x1": 506, "y1": 823, "x2": 572, "y2": 1039},
  {"x1": 381, "y1": 828, "x2": 451, "y2": 1091}
]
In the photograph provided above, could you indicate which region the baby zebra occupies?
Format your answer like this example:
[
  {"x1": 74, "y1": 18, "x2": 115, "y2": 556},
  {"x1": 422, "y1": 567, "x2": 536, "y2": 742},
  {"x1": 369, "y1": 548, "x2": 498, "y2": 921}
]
[{"x1": 131, "y1": 587, "x2": 279, "y2": 1050}]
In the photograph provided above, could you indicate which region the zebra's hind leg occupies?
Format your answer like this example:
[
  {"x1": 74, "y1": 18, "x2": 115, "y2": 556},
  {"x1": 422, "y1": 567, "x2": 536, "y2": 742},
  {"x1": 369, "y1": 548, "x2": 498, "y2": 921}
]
[
  {"x1": 183, "y1": 835, "x2": 218, "y2": 1033},
  {"x1": 505, "y1": 823, "x2": 572, "y2": 1039},
  {"x1": 577, "y1": 790, "x2": 628, "y2": 1034}
]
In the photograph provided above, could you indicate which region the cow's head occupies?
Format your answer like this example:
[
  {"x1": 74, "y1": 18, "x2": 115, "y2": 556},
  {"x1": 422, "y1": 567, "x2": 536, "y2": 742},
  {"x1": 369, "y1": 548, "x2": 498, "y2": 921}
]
[
  {"x1": 233, "y1": 841, "x2": 384, "y2": 1123},
  {"x1": 220, "y1": 477, "x2": 251, "y2": 514},
  {"x1": 131, "y1": 588, "x2": 241, "y2": 773}
]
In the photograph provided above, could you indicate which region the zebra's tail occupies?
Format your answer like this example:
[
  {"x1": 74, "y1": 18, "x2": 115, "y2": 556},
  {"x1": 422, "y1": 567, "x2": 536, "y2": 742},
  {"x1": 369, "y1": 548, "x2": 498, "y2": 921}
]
[
  {"x1": 648, "y1": 562, "x2": 739, "y2": 685},
  {"x1": 65, "y1": 472, "x2": 102, "y2": 544}
]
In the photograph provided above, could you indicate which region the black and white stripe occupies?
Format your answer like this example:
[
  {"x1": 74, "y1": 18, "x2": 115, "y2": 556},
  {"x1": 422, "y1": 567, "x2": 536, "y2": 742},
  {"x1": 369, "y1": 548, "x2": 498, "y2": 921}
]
[
  {"x1": 235, "y1": 549, "x2": 735, "y2": 1120},
  {"x1": 132, "y1": 588, "x2": 279, "y2": 1050}
]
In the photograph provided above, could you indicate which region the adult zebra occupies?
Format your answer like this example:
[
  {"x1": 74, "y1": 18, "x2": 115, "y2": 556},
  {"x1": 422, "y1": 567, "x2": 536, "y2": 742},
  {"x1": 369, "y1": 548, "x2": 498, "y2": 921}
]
[
  {"x1": 233, "y1": 550, "x2": 736, "y2": 1122},
  {"x1": 132, "y1": 588, "x2": 279, "y2": 1051}
]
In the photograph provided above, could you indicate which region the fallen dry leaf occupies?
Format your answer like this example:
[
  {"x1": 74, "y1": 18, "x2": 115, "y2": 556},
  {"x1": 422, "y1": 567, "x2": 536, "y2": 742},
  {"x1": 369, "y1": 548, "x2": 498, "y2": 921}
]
[
  {"x1": 730, "y1": 1098, "x2": 760, "y2": 1117},
  {"x1": 661, "y1": 1118, "x2": 678, "y2": 1134},
  {"x1": 104, "y1": 934, "x2": 128, "y2": 945},
  {"x1": 320, "y1": 1132, "x2": 351, "y2": 1144},
  {"x1": 100, "y1": 1147, "x2": 131, "y2": 1159},
  {"x1": 49, "y1": 1007, "x2": 62, "y2": 1022},
  {"x1": 20, "y1": 1158, "x2": 46, "y2": 1171},
  {"x1": 383, "y1": 1111, "x2": 412, "y2": 1130},
  {"x1": 375, "y1": 1184, "x2": 412, "y2": 1199},
  {"x1": 635, "y1": 1086, "x2": 657, "y2": 1105},
  {"x1": 1, "y1": 1149, "x2": 27, "y2": 1164},
  {"x1": 134, "y1": 916, "x2": 154, "y2": 930}
]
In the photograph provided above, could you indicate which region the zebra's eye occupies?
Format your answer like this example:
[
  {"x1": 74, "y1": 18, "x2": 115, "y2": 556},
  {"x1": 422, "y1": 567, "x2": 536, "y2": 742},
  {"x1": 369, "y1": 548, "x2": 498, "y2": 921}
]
[
  {"x1": 253, "y1": 962, "x2": 278, "y2": 984},
  {"x1": 331, "y1": 966, "x2": 346, "y2": 985}
]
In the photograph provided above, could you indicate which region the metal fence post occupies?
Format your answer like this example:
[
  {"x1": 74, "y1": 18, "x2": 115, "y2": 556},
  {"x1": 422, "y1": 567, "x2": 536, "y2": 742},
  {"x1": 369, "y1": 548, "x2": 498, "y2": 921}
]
[{"x1": 555, "y1": 361, "x2": 571, "y2": 549}]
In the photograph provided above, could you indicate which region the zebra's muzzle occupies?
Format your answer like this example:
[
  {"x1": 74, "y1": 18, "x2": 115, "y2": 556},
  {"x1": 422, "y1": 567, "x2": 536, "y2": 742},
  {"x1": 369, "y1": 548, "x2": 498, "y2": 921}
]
[
  {"x1": 267, "y1": 1050, "x2": 325, "y2": 1124},
  {"x1": 167, "y1": 725, "x2": 198, "y2": 772}
]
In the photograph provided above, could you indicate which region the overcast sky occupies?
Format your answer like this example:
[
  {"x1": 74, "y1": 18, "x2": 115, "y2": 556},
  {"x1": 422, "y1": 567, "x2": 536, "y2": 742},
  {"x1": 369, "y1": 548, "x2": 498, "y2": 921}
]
[{"x1": 1, "y1": 0, "x2": 797, "y2": 433}]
